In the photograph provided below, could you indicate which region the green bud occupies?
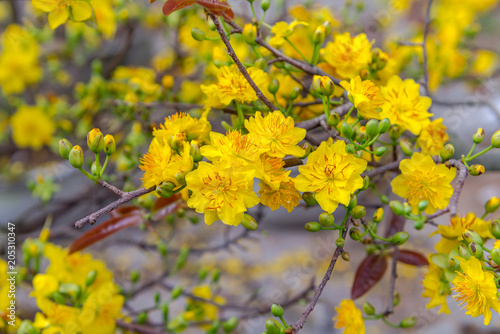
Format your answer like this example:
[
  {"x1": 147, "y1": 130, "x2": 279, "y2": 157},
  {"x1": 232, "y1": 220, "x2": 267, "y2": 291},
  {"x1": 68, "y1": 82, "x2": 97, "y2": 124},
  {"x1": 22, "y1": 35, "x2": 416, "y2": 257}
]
[
  {"x1": 340, "y1": 122, "x2": 353, "y2": 139},
  {"x1": 414, "y1": 218, "x2": 425, "y2": 230},
  {"x1": 355, "y1": 129, "x2": 367, "y2": 143},
  {"x1": 305, "y1": 222, "x2": 321, "y2": 232},
  {"x1": 302, "y1": 192, "x2": 318, "y2": 206},
  {"x1": 485, "y1": 197, "x2": 500, "y2": 214},
  {"x1": 349, "y1": 227, "x2": 362, "y2": 241},
  {"x1": 169, "y1": 135, "x2": 182, "y2": 151},
  {"x1": 319, "y1": 212, "x2": 335, "y2": 227},
  {"x1": 336, "y1": 237, "x2": 345, "y2": 247},
  {"x1": 341, "y1": 251, "x2": 350, "y2": 261},
  {"x1": 489, "y1": 220, "x2": 500, "y2": 239},
  {"x1": 171, "y1": 285, "x2": 183, "y2": 299},
  {"x1": 198, "y1": 267, "x2": 209, "y2": 281},
  {"x1": 86, "y1": 270, "x2": 98, "y2": 287},
  {"x1": 212, "y1": 269, "x2": 221, "y2": 283},
  {"x1": 365, "y1": 244, "x2": 377, "y2": 255},
  {"x1": 469, "y1": 164, "x2": 485, "y2": 176},
  {"x1": 156, "y1": 182, "x2": 174, "y2": 198},
  {"x1": 191, "y1": 27, "x2": 206, "y2": 41},
  {"x1": 243, "y1": 23, "x2": 257, "y2": 44},
  {"x1": 491, "y1": 248, "x2": 500, "y2": 265},
  {"x1": 328, "y1": 111, "x2": 340, "y2": 127},
  {"x1": 348, "y1": 194, "x2": 358, "y2": 209},
  {"x1": 190, "y1": 143, "x2": 202, "y2": 162},
  {"x1": 59, "y1": 139, "x2": 73, "y2": 160},
  {"x1": 392, "y1": 231, "x2": 409, "y2": 245},
  {"x1": 380, "y1": 195, "x2": 389, "y2": 204},
  {"x1": 222, "y1": 316, "x2": 239, "y2": 333},
  {"x1": 440, "y1": 143, "x2": 455, "y2": 161},
  {"x1": 51, "y1": 291, "x2": 66, "y2": 305},
  {"x1": 268, "y1": 78, "x2": 280, "y2": 95},
  {"x1": 265, "y1": 319, "x2": 282, "y2": 334},
  {"x1": 87, "y1": 128, "x2": 105, "y2": 153},
  {"x1": 255, "y1": 58, "x2": 267, "y2": 70},
  {"x1": 345, "y1": 143, "x2": 356, "y2": 154},
  {"x1": 468, "y1": 242, "x2": 483, "y2": 259},
  {"x1": 312, "y1": 25, "x2": 326, "y2": 44},
  {"x1": 361, "y1": 175, "x2": 370, "y2": 190},
  {"x1": 104, "y1": 134, "x2": 116, "y2": 155},
  {"x1": 59, "y1": 283, "x2": 82, "y2": 299},
  {"x1": 378, "y1": 118, "x2": 390, "y2": 134},
  {"x1": 403, "y1": 202, "x2": 412, "y2": 215},
  {"x1": 393, "y1": 291, "x2": 401, "y2": 307},
  {"x1": 389, "y1": 125, "x2": 403, "y2": 141},
  {"x1": 69, "y1": 145, "x2": 84, "y2": 168},
  {"x1": 271, "y1": 304, "x2": 284, "y2": 317},
  {"x1": 138, "y1": 312, "x2": 148, "y2": 324},
  {"x1": 176, "y1": 208, "x2": 186, "y2": 218},
  {"x1": 351, "y1": 205, "x2": 366, "y2": 219},
  {"x1": 154, "y1": 292, "x2": 161, "y2": 305},
  {"x1": 400, "y1": 138, "x2": 413, "y2": 156},
  {"x1": 463, "y1": 229, "x2": 483, "y2": 245},
  {"x1": 363, "y1": 302, "x2": 376, "y2": 316},
  {"x1": 241, "y1": 214, "x2": 258, "y2": 230},
  {"x1": 175, "y1": 245, "x2": 190, "y2": 270},
  {"x1": 389, "y1": 200, "x2": 404, "y2": 216},
  {"x1": 162, "y1": 304, "x2": 169, "y2": 323},
  {"x1": 18, "y1": 320, "x2": 38, "y2": 334},
  {"x1": 373, "y1": 146, "x2": 387, "y2": 157},
  {"x1": 472, "y1": 128, "x2": 485, "y2": 144},
  {"x1": 491, "y1": 129, "x2": 500, "y2": 148},
  {"x1": 366, "y1": 119, "x2": 379, "y2": 138},
  {"x1": 290, "y1": 87, "x2": 301, "y2": 100},
  {"x1": 261, "y1": 0, "x2": 270, "y2": 11},
  {"x1": 175, "y1": 171, "x2": 186, "y2": 185},
  {"x1": 400, "y1": 316, "x2": 417, "y2": 328},
  {"x1": 91, "y1": 160, "x2": 101, "y2": 176},
  {"x1": 418, "y1": 200, "x2": 429, "y2": 212},
  {"x1": 458, "y1": 243, "x2": 472, "y2": 260},
  {"x1": 157, "y1": 242, "x2": 168, "y2": 257},
  {"x1": 448, "y1": 256, "x2": 460, "y2": 270},
  {"x1": 130, "y1": 270, "x2": 140, "y2": 283}
]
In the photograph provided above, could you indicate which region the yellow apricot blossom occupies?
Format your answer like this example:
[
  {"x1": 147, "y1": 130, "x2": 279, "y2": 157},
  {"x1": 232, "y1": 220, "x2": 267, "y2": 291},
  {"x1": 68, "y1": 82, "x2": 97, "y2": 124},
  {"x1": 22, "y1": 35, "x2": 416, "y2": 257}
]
[
  {"x1": 452, "y1": 256, "x2": 500, "y2": 325},
  {"x1": 254, "y1": 154, "x2": 290, "y2": 190},
  {"x1": 33, "y1": 298, "x2": 81, "y2": 333},
  {"x1": 416, "y1": 118, "x2": 449, "y2": 156},
  {"x1": 258, "y1": 179, "x2": 301, "y2": 212},
  {"x1": 333, "y1": 299, "x2": 365, "y2": 334},
  {"x1": 245, "y1": 110, "x2": 306, "y2": 158},
  {"x1": 200, "y1": 130, "x2": 263, "y2": 166},
  {"x1": 153, "y1": 112, "x2": 211, "y2": 146},
  {"x1": 380, "y1": 76, "x2": 432, "y2": 135},
  {"x1": 269, "y1": 21, "x2": 308, "y2": 48},
  {"x1": 339, "y1": 76, "x2": 384, "y2": 119},
  {"x1": 10, "y1": 106, "x2": 55, "y2": 150},
  {"x1": 185, "y1": 161, "x2": 260, "y2": 226},
  {"x1": 32, "y1": 0, "x2": 93, "y2": 29},
  {"x1": 294, "y1": 140, "x2": 367, "y2": 213},
  {"x1": 391, "y1": 152, "x2": 455, "y2": 215},
  {"x1": 422, "y1": 261, "x2": 451, "y2": 314}
]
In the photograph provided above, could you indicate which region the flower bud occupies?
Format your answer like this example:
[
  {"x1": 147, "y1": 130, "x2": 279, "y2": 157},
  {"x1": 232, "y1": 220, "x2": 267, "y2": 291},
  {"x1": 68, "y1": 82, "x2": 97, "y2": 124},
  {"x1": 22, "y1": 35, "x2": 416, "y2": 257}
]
[
  {"x1": 261, "y1": 0, "x2": 270, "y2": 11},
  {"x1": 351, "y1": 205, "x2": 366, "y2": 219},
  {"x1": 468, "y1": 242, "x2": 483, "y2": 259},
  {"x1": 69, "y1": 145, "x2": 84, "y2": 168},
  {"x1": 393, "y1": 291, "x2": 401, "y2": 306},
  {"x1": 91, "y1": 160, "x2": 101, "y2": 176},
  {"x1": 336, "y1": 237, "x2": 345, "y2": 247},
  {"x1": 302, "y1": 192, "x2": 318, "y2": 206},
  {"x1": 373, "y1": 207, "x2": 384, "y2": 223},
  {"x1": 373, "y1": 146, "x2": 387, "y2": 157},
  {"x1": 169, "y1": 135, "x2": 183, "y2": 151},
  {"x1": 265, "y1": 319, "x2": 282, "y2": 334},
  {"x1": 414, "y1": 218, "x2": 425, "y2": 230},
  {"x1": 40, "y1": 228, "x2": 50, "y2": 242},
  {"x1": 241, "y1": 214, "x2": 258, "y2": 230},
  {"x1": 52, "y1": 291, "x2": 66, "y2": 305},
  {"x1": 191, "y1": 27, "x2": 206, "y2": 41},
  {"x1": 299, "y1": 143, "x2": 313, "y2": 159},
  {"x1": 485, "y1": 197, "x2": 500, "y2": 214},
  {"x1": 366, "y1": 119, "x2": 379, "y2": 138},
  {"x1": 321, "y1": 20, "x2": 332, "y2": 36},
  {"x1": 268, "y1": 78, "x2": 280, "y2": 94},
  {"x1": 341, "y1": 252, "x2": 350, "y2": 261},
  {"x1": 243, "y1": 23, "x2": 257, "y2": 44},
  {"x1": 190, "y1": 143, "x2": 203, "y2": 162},
  {"x1": 319, "y1": 212, "x2": 335, "y2": 227},
  {"x1": 161, "y1": 75, "x2": 174, "y2": 89},
  {"x1": 403, "y1": 202, "x2": 412, "y2": 215},
  {"x1": 458, "y1": 243, "x2": 472, "y2": 260},
  {"x1": 363, "y1": 302, "x2": 376, "y2": 316},
  {"x1": 305, "y1": 222, "x2": 321, "y2": 232},
  {"x1": 360, "y1": 68, "x2": 370, "y2": 80},
  {"x1": 156, "y1": 182, "x2": 175, "y2": 198},
  {"x1": 440, "y1": 143, "x2": 455, "y2": 161},
  {"x1": 198, "y1": 267, "x2": 209, "y2": 280},
  {"x1": 378, "y1": 118, "x2": 390, "y2": 134},
  {"x1": 104, "y1": 134, "x2": 116, "y2": 155},
  {"x1": 212, "y1": 269, "x2": 221, "y2": 283},
  {"x1": 400, "y1": 316, "x2": 417, "y2": 328},
  {"x1": 86, "y1": 270, "x2": 98, "y2": 287},
  {"x1": 463, "y1": 229, "x2": 483, "y2": 245},
  {"x1": 366, "y1": 244, "x2": 377, "y2": 254},
  {"x1": 312, "y1": 25, "x2": 326, "y2": 44},
  {"x1": 400, "y1": 138, "x2": 413, "y2": 156},
  {"x1": 349, "y1": 227, "x2": 362, "y2": 241},
  {"x1": 491, "y1": 247, "x2": 500, "y2": 265},
  {"x1": 355, "y1": 128, "x2": 367, "y2": 142},
  {"x1": 222, "y1": 317, "x2": 239, "y2": 333},
  {"x1": 290, "y1": 86, "x2": 301, "y2": 100},
  {"x1": 472, "y1": 128, "x2": 485, "y2": 144},
  {"x1": 380, "y1": 195, "x2": 389, "y2": 204},
  {"x1": 348, "y1": 194, "x2": 358, "y2": 209},
  {"x1": 389, "y1": 200, "x2": 404, "y2": 215},
  {"x1": 271, "y1": 304, "x2": 284, "y2": 317},
  {"x1": 328, "y1": 111, "x2": 340, "y2": 127},
  {"x1": 313, "y1": 75, "x2": 334, "y2": 96},
  {"x1": 361, "y1": 175, "x2": 370, "y2": 190},
  {"x1": 491, "y1": 129, "x2": 500, "y2": 148},
  {"x1": 87, "y1": 128, "x2": 105, "y2": 153},
  {"x1": 469, "y1": 164, "x2": 485, "y2": 176},
  {"x1": 255, "y1": 57, "x2": 267, "y2": 70},
  {"x1": 59, "y1": 139, "x2": 73, "y2": 160},
  {"x1": 489, "y1": 220, "x2": 500, "y2": 239},
  {"x1": 389, "y1": 125, "x2": 403, "y2": 141},
  {"x1": 392, "y1": 231, "x2": 409, "y2": 245},
  {"x1": 175, "y1": 171, "x2": 186, "y2": 185},
  {"x1": 137, "y1": 312, "x2": 148, "y2": 324},
  {"x1": 171, "y1": 285, "x2": 183, "y2": 299},
  {"x1": 417, "y1": 200, "x2": 429, "y2": 212},
  {"x1": 345, "y1": 143, "x2": 356, "y2": 154},
  {"x1": 340, "y1": 122, "x2": 353, "y2": 139},
  {"x1": 130, "y1": 270, "x2": 140, "y2": 283}
]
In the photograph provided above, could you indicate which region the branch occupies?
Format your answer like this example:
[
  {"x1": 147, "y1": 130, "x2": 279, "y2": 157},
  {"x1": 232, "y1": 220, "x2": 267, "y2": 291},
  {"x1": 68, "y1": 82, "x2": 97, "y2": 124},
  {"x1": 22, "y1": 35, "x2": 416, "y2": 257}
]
[
  {"x1": 98, "y1": 179, "x2": 125, "y2": 197},
  {"x1": 208, "y1": 13, "x2": 278, "y2": 111},
  {"x1": 362, "y1": 159, "x2": 401, "y2": 178},
  {"x1": 384, "y1": 246, "x2": 399, "y2": 315},
  {"x1": 74, "y1": 186, "x2": 155, "y2": 228},
  {"x1": 292, "y1": 222, "x2": 350, "y2": 333},
  {"x1": 296, "y1": 103, "x2": 353, "y2": 130},
  {"x1": 446, "y1": 159, "x2": 468, "y2": 217}
]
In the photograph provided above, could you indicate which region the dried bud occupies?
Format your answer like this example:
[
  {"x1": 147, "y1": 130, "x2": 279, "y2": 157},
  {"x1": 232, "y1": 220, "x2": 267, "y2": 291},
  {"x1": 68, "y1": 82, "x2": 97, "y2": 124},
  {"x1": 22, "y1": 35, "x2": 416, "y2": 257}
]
[
  {"x1": 341, "y1": 252, "x2": 350, "y2": 261},
  {"x1": 469, "y1": 164, "x2": 485, "y2": 176}
]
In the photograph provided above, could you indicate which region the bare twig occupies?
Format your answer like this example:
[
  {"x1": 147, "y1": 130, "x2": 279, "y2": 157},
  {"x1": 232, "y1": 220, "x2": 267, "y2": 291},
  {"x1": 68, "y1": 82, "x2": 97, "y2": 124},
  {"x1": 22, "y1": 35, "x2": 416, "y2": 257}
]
[
  {"x1": 296, "y1": 103, "x2": 353, "y2": 130},
  {"x1": 446, "y1": 159, "x2": 468, "y2": 217},
  {"x1": 116, "y1": 320, "x2": 161, "y2": 334},
  {"x1": 208, "y1": 13, "x2": 278, "y2": 111},
  {"x1": 362, "y1": 159, "x2": 402, "y2": 178},
  {"x1": 384, "y1": 246, "x2": 399, "y2": 315},
  {"x1": 98, "y1": 179, "x2": 125, "y2": 197}
]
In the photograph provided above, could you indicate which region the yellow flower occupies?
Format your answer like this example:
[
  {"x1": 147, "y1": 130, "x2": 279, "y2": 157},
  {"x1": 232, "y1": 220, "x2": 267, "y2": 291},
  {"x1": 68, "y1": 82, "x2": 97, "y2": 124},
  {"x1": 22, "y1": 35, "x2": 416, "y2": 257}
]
[
  {"x1": 201, "y1": 65, "x2": 269, "y2": 108},
  {"x1": 183, "y1": 285, "x2": 225, "y2": 325},
  {"x1": 380, "y1": 75, "x2": 432, "y2": 135},
  {"x1": 139, "y1": 138, "x2": 193, "y2": 190},
  {"x1": 245, "y1": 110, "x2": 306, "y2": 158},
  {"x1": 422, "y1": 261, "x2": 451, "y2": 314},
  {"x1": 90, "y1": 0, "x2": 116, "y2": 39},
  {"x1": 30, "y1": 274, "x2": 59, "y2": 300},
  {"x1": 416, "y1": 118, "x2": 449, "y2": 156},
  {"x1": 185, "y1": 161, "x2": 260, "y2": 226},
  {"x1": 32, "y1": 0, "x2": 93, "y2": 29},
  {"x1": 10, "y1": 106, "x2": 55, "y2": 150},
  {"x1": 112, "y1": 66, "x2": 161, "y2": 103},
  {"x1": 200, "y1": 130, "x2": 264, "y2": 166},
  {"x1": 254, "y1": 154, "x2": 290, "y2": 190},
  {"x1": 430, "y1": 213, "x2": 492, "y2": 253},
  {"x1": 391, "y1": 152, "x2": 455, "y2": 215},
  {"x1": 294, "y1": 140, "x2": 367, "y2": 213},
  {"x1": 452, "y1": 256, "x2": 500, "y2": 325},
  {"x1": 321, "y1": 33, "x2": 373, "y2": 79},
  {"x1": 34, "y1": 298, "x2": 81, "y2": 334},
  {"x1": 339, "y1": 76, "x2": 384, "y2": 119},
  {"x1": 471, "y1": 50, "x2": 498, "y2": 76},
  {"x1": 333, "y1": 299, "x2": 365, "y2": 334},
  {"x1": 258, "y1": 179, "x2": 300, "y2": 212},
  {"x1": 153, "y1": 112, "x2": 211, "y2": 146},
  {"x1": 269, "y1": 21, "x2": 308, "y2": 48}
]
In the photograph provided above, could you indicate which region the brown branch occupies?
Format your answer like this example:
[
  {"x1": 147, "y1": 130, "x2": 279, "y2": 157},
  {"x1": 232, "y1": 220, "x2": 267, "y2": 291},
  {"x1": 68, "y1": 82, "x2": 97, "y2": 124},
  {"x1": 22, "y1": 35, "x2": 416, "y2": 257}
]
[
  {"x1": 74, "y1": 186, "x2": 155, "y2": 228},
  {"x1": 362, "y1": 159, "x2": 402, "y2": 178},
  {"x1": 208, "y1": 13, "x2": 278, "y2": 111},
  {"x1": 116, "y1": 320, "x2": 162, "y2": 334},
  {"x1": 296, "y1": 102, "x2": 353, "y2": 130},
  {"x1": 98, "y1": 179, "x2": 125, "y2": 197},
  {"x1": 292, "y1": 222, "x2": 350, "y2": 333},
  {"x1": 446, "y1": 159, "x2": 468, "y2": 217}
]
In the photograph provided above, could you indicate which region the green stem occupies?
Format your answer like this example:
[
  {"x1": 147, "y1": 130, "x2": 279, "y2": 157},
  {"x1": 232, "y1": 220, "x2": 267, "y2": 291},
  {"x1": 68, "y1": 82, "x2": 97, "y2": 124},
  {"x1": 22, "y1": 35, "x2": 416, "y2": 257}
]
[
  {"x1": 368, "y1": 229, "x2": 392, "y2": 243},
  {"x1": 235, "y1": 102, "x2": 244, "y2": 129},
  {"x1": 310, "y1": 43, "x2": 320, "y2": 65},
  {"x1": 278, "y1": 315, "x2": 289, "y2": 328},
  {"x1": 284, "y1": 36, "x2": 310, "y2": 63},
  {"x1": 465, "y1": 145, "x2": 493, "y2": 161},
  {"x1": 481, "y1": 212, "x2": 488, "y2": 220},
  {"x1": 345, "y1": 105, "x2": 355, "y2": 120},
  {"x1": 273, "y1": 94, "x2": 285, "y2": 113},
  {"x1": 259, "y1": 11, "x2": 267, "y2": 25},
  {"x1": 466, "y1": 143, "x2": 477, "y2": 158},
  {"x1": 482, "y1": 245, "x2": 493, "y2": 253},
  {"x1": 251, "y1": 44, "x2": 262, "y2": 58},
  {"x1": 381, "y1": 316, "x2": 401, "y2": 328},
  {"x1": 95, "y1": 153, "x2": 101, "y2": 177},
  {"x1": 250, "y1": 2, "x2": 257, "y2": 20},
  {"x1": 100, "y1": 155, "x2": 109, "y2": 177},
  {"x1": 285, "y1": 99, "x2": 294, "y2": 117},
  {"x1": 78, "y1": 167, "x2": 96, "y2": 181}
]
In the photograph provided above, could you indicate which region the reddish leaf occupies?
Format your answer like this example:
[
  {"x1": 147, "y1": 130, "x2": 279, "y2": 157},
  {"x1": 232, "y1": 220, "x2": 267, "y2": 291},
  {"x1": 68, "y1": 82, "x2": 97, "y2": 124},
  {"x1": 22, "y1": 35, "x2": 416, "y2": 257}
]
[
  {"x1": 109, "y1": 205, "x2": 141, "y2": 218},
  {"x1": 69, "y1": 213, "x2": 143, "y2": 254},
  {"x1": 152, "y1": 193, "x2": 181, "y2": 212},
  {"x1": 162, "y1": 0, "x2": 195, "y2": 16},
  {"x1": 153, "y1": 202, "x2": 184, "y2": 221},
  {"x1": 394, "y1": 250, "x2": 429, "y2": 267},
  {"x1": 351, "y1": 254, "x2": 388, "y2": 299},
  {"x1": 161, "y1": 0, "x2": 234, "y2": 21}
]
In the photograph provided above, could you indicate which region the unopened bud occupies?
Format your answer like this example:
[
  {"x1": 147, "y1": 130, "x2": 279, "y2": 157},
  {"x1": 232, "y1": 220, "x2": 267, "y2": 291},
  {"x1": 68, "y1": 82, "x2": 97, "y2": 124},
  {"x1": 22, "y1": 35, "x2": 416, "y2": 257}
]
[
  {"x1": 458, "y1": 243, "x2": 472, "y2": 260},
  {"x1": 378, "y1": 118, "x2": 390, "y2": 134},
  {"x1": 418, "y1": 200, "x2": 429, "y2": 212},
  {"x1": 175, "y1": 171, "x2": 186, "y2": 185},
  {"x1": 137, "y1": 312, "x2": 148, "y2": 324},
  {"x1": 336, "y1": 237, "x2": 345, "y2": 247},
  {"x1": 485, "y1": 197, "x2": 500, "y2": 214},
  {"x1": 351, "y1": 205, "x2": 366, "y2": 219},
  {"x1": 491, "y1": 247, "x2": 500, "y2": 265},
  {"x1": 241, "y1": 214, "x2": 258, "y2": 230},
  {"x1": 171, "y1": 285, "x2": 183, "y2": 299},
  {"x1": 69, "y1": 145, "x2": 84, "y2": 168},
  {"x1": 261, "y1": 0, "x2": 270, "y2": 11},
  {"x1": 328, "y1": 111, "x2": 340, "y2": 127},
  {"x1": 389, "y1": 200, "x2": 404, "y2": 216},
  {"x1": 87, "y1": 128, "x2": 105, "y2": 153},
  {"x1": 156, "y1": 182, "x2": 175, "y2": 198},
  {"x1": 268, "y1": 78, "x2": 280, "y2": 95},
  {"x1": 400, "y1": 316, "x2": 417, "y2": 328},
  {"x1": 340, "y1": 122, "x2": 353, "y2": 139},
  {"x1": 365, "y1": 119, "x2": 379, "y2": 138},
  {"x1": 271, "y1": 304, "x2": 284, "y2": 317},
  {"x1": 414, "y1": 218, "x2": 425, "y2": 230},
  {"x1": 341, "y1": 252, "x2": 350, "y2": 261},
  {"x1": 393, "y1": 291, "x2": 401, "y2": 306},
  {"x1": 363, "y1": 302, "x2": 375, "y2": 316},
  {"x1": 290, "y1": 87, "x2": 301, "y2": 100},
  {"x1": 489, "y1": 220, "x2": 500, "y2": 239},
  {"x1": 463, "y1": 229, "x2": 483, "y2": 245},
  {"x1": 469, "y1": 164, "x2": 485, "y2": 176},
  {"x1": 392, "y1": 231, "x2": 409, "y2": 245},
  {"x1": 348, "y1": 194, "x2": 358, "y2": 209},
  {"x1": 491, "y1": 129, "x2": 500, "y2": 148},
  {"x1": 319, "y1": 212, "x2": 334, "y2": 227},
  {"x1": 104, "y1": 134, "x2": 116, "y2": 155},
  {"x1": 59, "y1": 139, "x2": 73, "y2": 160},
  {"x1": 265, "y1": 319, "x2": 282, "y2": 334},
  {"x1": 349, "y1": 227, "x2": 362, "y2": 241},
  {"x1": 440, "y1": 143, "x2": 455, "y2": 161},
  {"x1": 389, "y1": 125, "x2": 403, "y2": 141},
  {"x1": 222, "y1": 316, "x2": 239, "y2": 333},
  {"x1": 468, "y1": 242, "x2": 483, "y2": 259},
  {"x1": 400, "y1": 138, "x2": 413, "y2": 156},
  {"x1": 191, "y1": 27, "x2": 206, "y2": 41},
  {"x1": 86, "y1": 270, "x2": 98, "y2": 287},
  {"x1": 472, "y1": 128, "x2": 485, "y2": 144},
  {"x1": 305, "y1": 222, "x2": 321, "y2": 232},
  {"x1": 345, "y1": 143, "x2": 356, "y2": 154},
  {"x1": 302, "y1": 192, "x2": 318, "y2": 206},
  {"x1": 312, "y1": 25, "x2": 325, "y2": 44},
  {"x1": 243, "y1": 23, "x2": 257, "y2": 44},
  {"x1": 91, "y1": 160, "x2": 101, "y2": 176},
  {"x1": 313, "y1": 75, "x2": 334, "y2": 96},
  {"x1": 255, "y1": 57, "x2": 267, "y2": 70},
  {"x1": 360, "y1": 68, "x2": 369, "y2": 80},
  {"x1": 373, "y1": 146, "x2": 387, "y2": 157},
  {"x1": 130, "y1": 270, "x2": 140, "y2": 283},
  {"x1": 361, "y1": 175, "x2": 370, "y2": 190},
  {"x1": 190, "y1": 143, "x2": 203, "y2": 162},
  {"x1": 373, "y1": 207, "x2": 384, "y2": 223}
]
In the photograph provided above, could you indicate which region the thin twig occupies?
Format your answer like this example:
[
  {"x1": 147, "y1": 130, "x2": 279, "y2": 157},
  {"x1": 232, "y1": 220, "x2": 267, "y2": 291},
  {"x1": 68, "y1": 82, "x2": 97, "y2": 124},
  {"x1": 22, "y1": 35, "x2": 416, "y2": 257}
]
[
  {"x1": 296, "y1": 103, "x2": 353, "y2": 130},
  {"x1": 208, "y1": 13, "x2": 278, "y2": 111},
  {"x1": 384, "y1": 246, "x2": 399, "y2": 315},
  {"x1": 446, "y1": 159, "x2": 468, "y2": 217},
  {"x1": 362, "y1": 159, "x2": 402, "y2": 178},
  {"x1": 98, "y1": 179, "x2": 125, "y2": 196}
]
